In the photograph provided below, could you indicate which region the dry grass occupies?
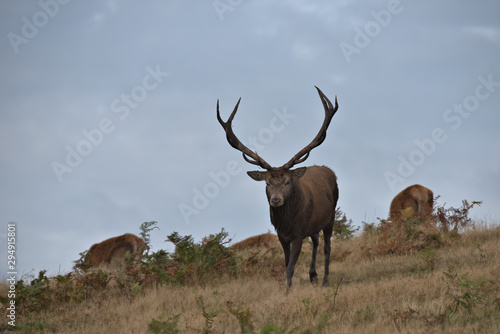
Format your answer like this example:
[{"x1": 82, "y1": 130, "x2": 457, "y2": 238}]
[{"x1": 3, "y1": 223, "x2": 500, "y2": 333}]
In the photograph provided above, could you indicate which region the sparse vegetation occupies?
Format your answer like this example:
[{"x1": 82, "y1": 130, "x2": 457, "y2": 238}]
[
  {"x1": 435, "y1": 199, "x2": 482, "y2": 233},
  {"x1": 442, "y1": 265, "x2": 498, "y2": 317},
  {"x1": 1, "y1": 205, "x2": 499, "y2": 333},
  {"x1": 359, "y1": 198, "x2": 483, "y2": 256}
]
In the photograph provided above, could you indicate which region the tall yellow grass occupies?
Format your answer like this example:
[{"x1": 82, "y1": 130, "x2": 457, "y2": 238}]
[{"x1": 2, "y1": 223, "x2": 499, "y2": 333}]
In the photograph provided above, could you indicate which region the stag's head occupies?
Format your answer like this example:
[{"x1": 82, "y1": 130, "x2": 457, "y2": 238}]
[
  {"x1": 245, "y1": 168, "x2": 306, "y2": 207},
  {"x1": 217, "y1": 86, "x2": 338, "y2": 208}
]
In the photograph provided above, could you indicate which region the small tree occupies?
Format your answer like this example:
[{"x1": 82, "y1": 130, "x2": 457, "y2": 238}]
[{"x1": 333, "y1": 208, "x2": 359, "y2": 240}]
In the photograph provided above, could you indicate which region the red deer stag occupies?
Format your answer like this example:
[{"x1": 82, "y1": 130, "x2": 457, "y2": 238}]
[
  {"x1": 217, "y1": 86, "x2": 339, "y2": 292},
  {"x1": 85, "y1": 233, "x2": 146, "y2": 267},
  {"x1": 389, "y1": 184, "x2": 434, "y2": 221}
]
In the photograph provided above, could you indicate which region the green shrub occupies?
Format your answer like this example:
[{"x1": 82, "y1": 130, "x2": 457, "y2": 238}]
[
  {"x1": 442, "y1": 266, "x2": 497, "y2": 316},
  {"x1": 148, "y1": 314, "x2": 181, "y2": 334},
  {"x1": 333, "y1": 208, "x2": 359, "y2": 240},
  {"x1": 165, "y1": 228, "x2": 237, "y2": 285}
]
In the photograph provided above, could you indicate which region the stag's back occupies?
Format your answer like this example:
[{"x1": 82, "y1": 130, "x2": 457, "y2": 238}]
[
  {"x1": 86, "y1": 233, "x2": 145, "y2": 267},
  {"x1": 231, "y1": 233, "x2": 279, "y2": 251},
  {"x1": 299, "y1": 165, "x2": 338, "y2": 228},
  {"x1": 300, "y1": 166, "x2": 338, "y2": 203}
]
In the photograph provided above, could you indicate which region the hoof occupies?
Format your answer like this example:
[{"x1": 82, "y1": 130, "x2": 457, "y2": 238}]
[{"x1": 310, "y1": 272, "x2": 319, "y2": 284}]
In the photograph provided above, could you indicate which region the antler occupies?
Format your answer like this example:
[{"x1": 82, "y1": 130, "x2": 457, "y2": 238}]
[
  {"x1": 282, "y1": 86, "x2": 338, "y2": 170},
  {"x1": 217, "y1": 98, "x2": 272, "y2": 170}
]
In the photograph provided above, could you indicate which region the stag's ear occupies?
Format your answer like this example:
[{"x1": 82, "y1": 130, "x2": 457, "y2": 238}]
[
  {"x1": 291, "y1": 167, "x2": 307, "y2": 179},
  {"x1": 247, "y1": 171, "x2": 268, "y2": 181}
]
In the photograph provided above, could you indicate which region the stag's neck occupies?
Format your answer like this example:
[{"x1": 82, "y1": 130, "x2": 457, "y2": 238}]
[{"x1": 269, "y1": 183, "x2": 306, "y2": 238}]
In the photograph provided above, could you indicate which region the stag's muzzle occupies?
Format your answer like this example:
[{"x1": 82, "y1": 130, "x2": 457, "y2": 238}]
[{"x1": 270, "y1": 197, "x2": 283, "y2": 207}]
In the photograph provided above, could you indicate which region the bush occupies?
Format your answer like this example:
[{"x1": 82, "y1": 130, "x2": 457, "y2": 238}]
[
  {"x1": 12, "y1": 270, "x2": 52, "y2": 315},
  {"x1": 166, "y1": 228, "x2": 238, "y2": 285},
  {"x1": 442, "y1": 265, "x2": 498, "y2": 317},
  {"x1": 361, "y1": 199, "x2": 481, "y2": 256},
  {"x1": 435, "y1": 199, "x2": 482, "y2": 233},
  {"x1": 333, "y1": 208, "x2": 359, "y2": 240}
]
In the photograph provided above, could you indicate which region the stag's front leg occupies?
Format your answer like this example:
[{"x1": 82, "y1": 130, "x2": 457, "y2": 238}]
[
  {"x1": 285, "y1": 238, "x2": 303, "y2": 292},
  {"x1": 309, "y1": 233, "x2": 319, "y2": 284},
  {"x1": 279, "y1": 236, "x2": 290, "y2": 268}
]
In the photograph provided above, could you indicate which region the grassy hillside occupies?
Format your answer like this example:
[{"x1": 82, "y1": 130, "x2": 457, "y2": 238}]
[{"x1": 2, "y1": 219, "x2": 499, "y2": 333}]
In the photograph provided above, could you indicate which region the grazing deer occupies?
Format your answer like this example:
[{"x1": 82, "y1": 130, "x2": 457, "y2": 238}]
[
  {"x1": 217, "y1": 86, "x2": 339, "y2": 292},
  {"x1": 231, "y1": 233, "x2": 279, "y2": 251},
  {"x1": 389, "y1": 184, "x2": 434, "y2": 221},
  {"x1": 85, "y1": 233, "x2": 146, "y2": 267}
]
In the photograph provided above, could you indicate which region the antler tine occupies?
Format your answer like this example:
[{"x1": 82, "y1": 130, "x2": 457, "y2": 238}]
[
  {"x1": 282, "y1": 86, "x2": 338, "y2": 170},
  {"x1": 217, "y1": 98, "x2": 272, "y2": 170}
]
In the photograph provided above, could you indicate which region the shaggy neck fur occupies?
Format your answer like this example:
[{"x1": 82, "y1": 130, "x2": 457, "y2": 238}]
[{"x1": 269, "y1": 179, "x2": 305, "y2": 240}]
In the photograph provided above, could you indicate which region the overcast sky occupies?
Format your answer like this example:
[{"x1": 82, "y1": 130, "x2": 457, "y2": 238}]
[{"x1": 1, "y1": 1, "x2": 499, "y2": 278}]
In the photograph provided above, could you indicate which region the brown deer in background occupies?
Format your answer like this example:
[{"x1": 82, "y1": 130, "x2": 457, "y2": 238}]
[
  {"x1": 389, "y1": 184, "x2": 434, "y2": 221},
  {"x1": 217, "y1": 86, "x2": 339, "y2": 292},
  {"x1": 85, "y1": 233, "x2": 146, "y2": 267},
  {"x1": 231, "y1": 232, "x2": 279, "y2": 251}
]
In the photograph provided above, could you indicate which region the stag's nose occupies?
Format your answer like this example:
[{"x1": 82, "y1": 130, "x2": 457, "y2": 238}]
[{"x1": 271, "y1": 198, "x2": 282, "y2": 207}]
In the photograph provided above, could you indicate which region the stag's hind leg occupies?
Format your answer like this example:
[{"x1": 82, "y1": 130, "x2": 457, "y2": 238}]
[
  {"x1": 309, "y1": 232, "x2": 319, "y2": 284},
  {"x1": 322, "y1": 222, "x2": 333, "y2": 286}
]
